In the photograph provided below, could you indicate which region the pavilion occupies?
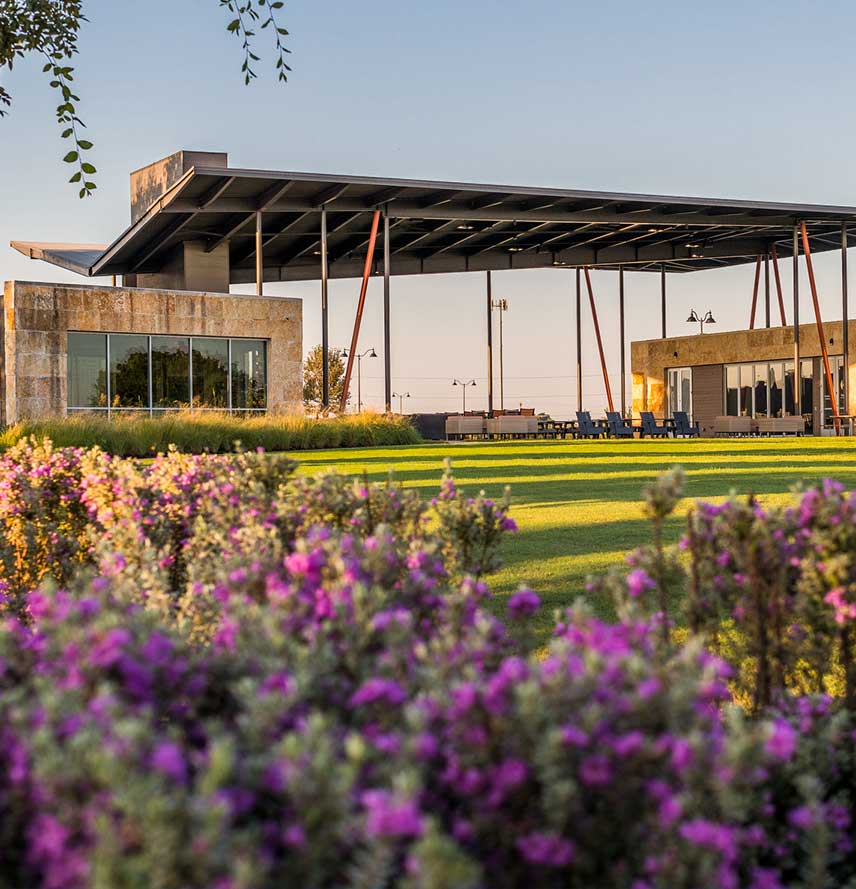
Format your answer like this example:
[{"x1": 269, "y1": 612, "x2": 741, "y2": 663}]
[{"x1": 8, "y1": 149, "x2": 856, "y2": 431}]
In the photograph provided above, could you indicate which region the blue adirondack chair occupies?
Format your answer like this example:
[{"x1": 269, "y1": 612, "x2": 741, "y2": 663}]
[
  {"x1": 640, "y1": 411, "x2": 669, "y2": 438},
  {"x1": 576, "y1": 411, "x2": 604, "y2": 439},
  {"x1": 673, "y1": 411, "x2": 700, "y2": 438},
  {"x1": 606, "y1": 411, "x2": 635, "y2": 438}
]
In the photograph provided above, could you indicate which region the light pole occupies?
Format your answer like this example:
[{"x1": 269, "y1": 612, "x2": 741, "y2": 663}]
[
  {"x1": 686, "y1": 309, "x2": 716, "y2": 336},
  {"x1": 342, "y1": 347, "x2": 377, "y2": 412},
  {"x1": 452, "y1": 379, "x2": 477, "y2": 413},
  {"x1": 392, "y1": 391, "x2": 411, "y2": 414},
  {"x1": 492, "y1": 298, "x2": 508, "y2": 409}
]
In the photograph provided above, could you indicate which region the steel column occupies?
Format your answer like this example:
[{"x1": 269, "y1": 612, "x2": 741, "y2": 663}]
[
  {"x1": 843, "y1": 222, "x2": 850, "y2": 416},
  {"x1": 486, "y1": 271, "x2": 494, "y2": 416},
  {"x1": 764, "y1": 249, "x2": 771, "y2": 329},
  {"x1": 255, "y1": 211, "x2": 263, "y2": 296},
  {"x1": 340, "y1": 210, "x2": 381, "y2": 413},
  {"x1": 660, "y1": 264, "x2": 667, "y2": 337},
  {"x1": 321, "y1": 208, "x2": 329, "y2": 407},
  {"x1": 383, "y1": 209, "x2": 391, "y2": 413},
  {"x1": 771, "y1": 244, "x2": 787, "y2": 326},
  {"x1": 749, "y1": 255, "x2": 761, "y2": 329},
  {"x1": 619, "y1": 266, "x2": 626, "y2": 416},
  {"x1": 800, "y1": 222, "x2": 840, "y2": 433},
  {"x1": 583, "y1": 268, "x2": 615, "y2": 413},
  {"x1": 576, "y1": 269, "x2": 582, "y2": 410},
  {"x1": 793, "y1": 225, "x2": 800, "y2": 418}
]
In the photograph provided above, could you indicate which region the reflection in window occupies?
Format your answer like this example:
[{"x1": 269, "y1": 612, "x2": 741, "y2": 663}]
[
  {"x1": 192, "y1": 338, "x2": 228, "y2": 408},
  {"x1": 784, "y1": 361, "x2": 795, "y2": 416},
  {"x1": 67, "y1": 332, "x2": 107, "y2": 408},
  {"x1": 769, "y1": 363, "x2": 784, "y2": 418},
  {"x1": 110, "y1": 334, "x2": 149, "y2": 408},
  {"x1": 151, "y1": 337, "x2": 190, "y2": 409},
  {"x1": 725, "y1": 366, "x2": 739, "y2": 416},
  {"x1": 739, "y1": 365, "x2": 753, "y2": 416},
  {"x1": 754, "y1": 363, "x2": 768, "y2": 418},
  {"x1": 801, "y1": 359, "x2": 814, "y2": 422},
  {"x1": 231, "y1": 339, "x2": 267, "y2": 410}
]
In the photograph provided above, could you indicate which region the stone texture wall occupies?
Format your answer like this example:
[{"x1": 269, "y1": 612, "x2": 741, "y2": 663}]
[
  {"x1": 631, "y1": 320, "x2": 856, "y2": 422},
  {"x1": 2, "y1": 281, "x2": 302, "y2": 423}
]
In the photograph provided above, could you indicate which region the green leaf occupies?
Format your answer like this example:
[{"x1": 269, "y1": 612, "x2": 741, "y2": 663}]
[
  {"x1": 61, "y1": 128, "x2": 73, "y2": 138},
  {"x1": 81, "y1": 162, "x2": 96, "y2": 174},
  {"x1": 63, "y1": 150, "x2": 79, "y2": 163},
  {"x1": 79, "y1": 187, "x2": 87, "y2": 199},
  {"x1": 77, "y1": 140, "x2": 93, "y2": 150},
  {"x1": 85, "y1": 182, "x2": 97, "y2": 190},
  {"x1": 69, "y1": 171, "x2": 82, "y2": 183}
]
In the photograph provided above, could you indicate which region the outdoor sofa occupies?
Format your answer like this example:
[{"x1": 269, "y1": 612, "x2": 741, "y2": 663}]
[{"x1": 445, "y1": 416, "x2": 487, "y2": 440}]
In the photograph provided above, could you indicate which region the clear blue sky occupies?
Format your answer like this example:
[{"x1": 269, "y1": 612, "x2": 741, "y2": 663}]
[{"x1": 2, "y1": 0, "x2": 856, "y2": 414}]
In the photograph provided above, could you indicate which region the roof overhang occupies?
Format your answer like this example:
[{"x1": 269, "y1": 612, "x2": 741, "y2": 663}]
[{"x1": 13, "y1": 164, "x2": 856, "y2": 282}]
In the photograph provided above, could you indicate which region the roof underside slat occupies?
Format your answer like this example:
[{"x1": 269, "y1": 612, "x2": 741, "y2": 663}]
[{"x1": 14, "y1": 166, "x2": 856, "y2": 282}]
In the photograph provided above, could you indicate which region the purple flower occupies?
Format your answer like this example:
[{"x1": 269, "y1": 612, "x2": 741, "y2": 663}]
[
  {"x1": 626, "y1": 569, "x2": 655, "y2": 599},
  {"x1": 764, "y1": 720, "x2": 797, "y2": 761},
  {"x1": 349, "y1": 677, "x2": 407, "y2": 708},
  {"x1": 679, "y1": 819, "x2": 736, "y2": 858},
  {"x1": 517, "y1": 832, "x2": 575, "y2": 867},
  {"x1": 151, "y1": 741, "x2": 187, "y2": 784},
  {"x1": 362, "y1": 790, "x2": 423, "y2": 838},
  {"x1": 507, "y1": 589, "x2": 540, "y2": 618}
]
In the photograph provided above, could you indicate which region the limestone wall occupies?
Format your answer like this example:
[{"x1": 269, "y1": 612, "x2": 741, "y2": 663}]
[{"x1": 2, "y1": 281, "x2": 302, "y2": 422}]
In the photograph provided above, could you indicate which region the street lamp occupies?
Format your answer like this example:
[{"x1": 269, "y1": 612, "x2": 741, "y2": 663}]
[
  {"x1": 492, "y1": 298, "x2": 508, "y2": 409},
  {"x1": 686, "y1": 309, "x2": 716, "y2": 335},
  {"x1": 452, "y1": 379, "x2": 477, "y2": 413},
  {"x1": 392, "y1": 391, "x2": 411, "y2": 414},
  {"x1": 342, "y1": 347, "x2": 377, "y2": 412}
]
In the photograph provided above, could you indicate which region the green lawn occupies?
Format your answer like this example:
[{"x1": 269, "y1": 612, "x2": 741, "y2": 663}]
[{"x1": 290, "y1": 438, "x2": 856, "y2": 627}]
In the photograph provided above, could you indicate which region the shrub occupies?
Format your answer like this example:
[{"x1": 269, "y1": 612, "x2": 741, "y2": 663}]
[{"x1": 0, "y1": 410, "x2": 422, "y2": 457}]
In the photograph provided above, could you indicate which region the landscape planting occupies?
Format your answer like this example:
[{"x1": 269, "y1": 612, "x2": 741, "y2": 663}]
[{"x1": 0, "y1": 439, "x2": 854, "y2": 888}]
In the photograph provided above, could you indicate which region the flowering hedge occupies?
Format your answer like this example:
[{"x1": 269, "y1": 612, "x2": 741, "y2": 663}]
[{"x1": 0, "y1": 443, "x2": 855, "y2": 888}]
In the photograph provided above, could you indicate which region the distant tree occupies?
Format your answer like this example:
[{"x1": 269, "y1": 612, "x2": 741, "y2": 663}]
[
  {"x1": 303, "y1": 345, "x2": 347, "y2": 411},
  {"x1": 0, "y1": 0, "x2": 291, "y2": 197}
]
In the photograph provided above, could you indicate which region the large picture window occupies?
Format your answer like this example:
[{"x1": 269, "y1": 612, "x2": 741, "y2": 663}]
[{"x1": 67, "y1": 333, "x2": 268, "y2": 415}]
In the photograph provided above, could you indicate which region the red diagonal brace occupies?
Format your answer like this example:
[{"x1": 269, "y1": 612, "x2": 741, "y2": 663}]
[
  {"x1": 770, "y1": 245, "x2": 787, "y2": 326},
  {"x1": 583, "y1": 268, "x2": 615, "y2": 413},
  {"x1": 749, "y1": 255, "x2": 762, "y2": 329},
  {"x1": 800, "y1": 221, "x2": 840, "y2": 435},
  {"x1": 340, "y1": 210, "x2": 381, "y2": 412}
]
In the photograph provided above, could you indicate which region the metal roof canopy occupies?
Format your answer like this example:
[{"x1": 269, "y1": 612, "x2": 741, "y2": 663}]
[{"x1": 12, "y1": 165, "x2": 856, "y2": 283}]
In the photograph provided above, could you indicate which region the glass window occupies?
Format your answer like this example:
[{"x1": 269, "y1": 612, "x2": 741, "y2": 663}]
[
  {"x1": 668, "y1": 370, "x2": 678, "y2": 417},
  {"x1": 191, "y1": 338, "x2": 228, "y2": 408},
  {"x1": 725, "y1": 366, "x2": 739, "y2": 416},
  {"x1": 769, "y1": 363, "x2": 784, "y2": 418},
  {"x1": 754, "y1": 363, "x2": 768, "y2": 418},
  {"x1": 822, "y1": 356, "x2": 846, "y2": 426},
  {"x1": 110, "y1": 334, "x2": 149, "y2": 409},
  {"x1": 801, "y1": 359, "x2": 814, "y2": 422},
  {"x1": 231, "y1": 339, "x2": 267, "y2": 410},
  {"x1": 784, "y1": 361, "x2": 795, "y2": 415},
  {"x1": 67, "y1": 332, "x2": 107, "y2": 409},
  {"x1": 739, "y1": 365, "x2": 753, "y2": 416},
  {"x1": 151, "y1": 336, "x2": 190, "y2": 409}
]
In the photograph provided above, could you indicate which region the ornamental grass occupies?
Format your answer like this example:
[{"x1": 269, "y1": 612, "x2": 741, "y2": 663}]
[{"x1": 0, "y1": 410, "x2": 421, "y2": 457}]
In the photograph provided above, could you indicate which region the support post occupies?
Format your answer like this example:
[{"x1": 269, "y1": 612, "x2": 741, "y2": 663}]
[
  {"x1": 583, "y1": 268, "x2": 615, "y2": 413},
  {"x1": 486, "y1": 271, "x2": 494, "y2": 416},
  {"x1": 800, "y1": 222, "x2": 840, "y2": 434},
  {"x1": 843, "y1": 222, "x2": 850, "y2": 417},
  {"x1": 255, "y1": 210, "x2": 263, "y2": 296},
  {"x1": 619, "y1": 266, "x2": 626, "y2": 416},
  {"x1": 576, "y1": 269, "x2": 582, "y2": 410},
  {"x1": 321, "y1": 208, "x2": 329, "y2": 407},
  {"x1": 764, "y1": 249, "x2": 771, "y2": 328},
  {"x1": 660, "y1": 264, "x2": 667, "y2": 337},
  {"x1": 383, "y1": 209, "x2": 391, "y2": 413},
  {"x1": 340, "y1": 210, "x2": 382, "y2": 413},
  {"x1": 749, "y1": 255, "x2": 761, "y2": 329},
  {"x1": 793, "y1": 225, "x2": 801, "y2": 418},
  {"x1": 771, "y1": 244, "x2": 787, "y2": 326}
]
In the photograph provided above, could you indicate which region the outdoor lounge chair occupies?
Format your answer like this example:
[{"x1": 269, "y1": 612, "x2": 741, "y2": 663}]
[
  {"x1": 605, "y1": 411, "x2": 635, "y2": 438},
  {"x1": 640, "y1": 412, "x2": 669, "y2": 438},
  {"x1": 672, "y1": 411, "x2": 700, "y2": 438},
  {"x1": 575, "y1": 411, "x2": 605, "y2": 439}
]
